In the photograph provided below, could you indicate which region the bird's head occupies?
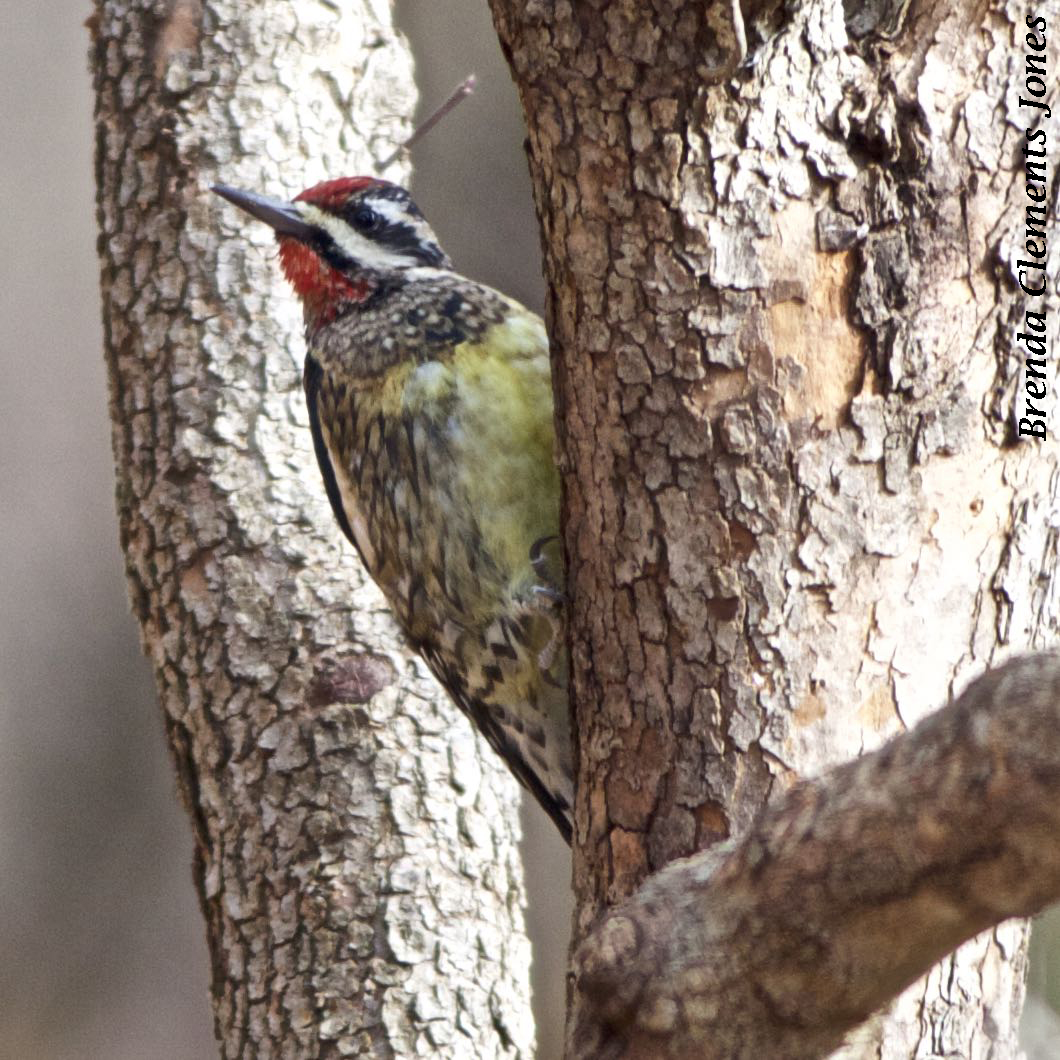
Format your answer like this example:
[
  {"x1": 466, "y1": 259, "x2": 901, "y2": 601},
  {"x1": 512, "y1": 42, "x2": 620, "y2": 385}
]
[{"x1": 212, "y1": 177, "x2": 451, "y2": 327}]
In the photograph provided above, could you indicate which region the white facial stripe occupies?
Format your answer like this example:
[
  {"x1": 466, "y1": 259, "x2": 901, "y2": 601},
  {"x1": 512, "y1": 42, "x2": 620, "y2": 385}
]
[
  {"x1": 297, "y1": 202, "x2": 422, "y2": 270},
  {"x1": 370, "y1": 197, "x2": 413, "y2": 224}
]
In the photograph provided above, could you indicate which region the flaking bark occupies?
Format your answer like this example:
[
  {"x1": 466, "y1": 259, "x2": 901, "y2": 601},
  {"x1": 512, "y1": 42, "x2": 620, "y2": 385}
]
[
  {"x1": 92, "y1": 2, "x2": 533, "y2": 1057},
  {"x1": 487, "y1": 0, "x2": 1060, "y2": 1056}
]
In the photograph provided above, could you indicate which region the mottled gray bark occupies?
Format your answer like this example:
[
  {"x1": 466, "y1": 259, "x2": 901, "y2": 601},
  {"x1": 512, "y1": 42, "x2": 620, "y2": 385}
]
[
  {"x1": 93, "y1": 2, "x2": 533, "y2": 1057},
  {"x1": 487, "y1": 0, "x2": 1059, "y2": 1056}
]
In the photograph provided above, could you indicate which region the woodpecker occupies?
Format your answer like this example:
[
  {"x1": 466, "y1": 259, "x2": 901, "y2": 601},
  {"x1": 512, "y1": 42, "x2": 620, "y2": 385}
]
[{"x1": 212, "y1": 178, "x2": 572, "y2": 843}]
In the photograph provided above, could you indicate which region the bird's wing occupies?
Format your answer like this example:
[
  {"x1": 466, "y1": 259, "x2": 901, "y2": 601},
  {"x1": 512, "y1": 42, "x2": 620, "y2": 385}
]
[{"x1": 303, "y1": 353, "x2": 356, "y2": 547}]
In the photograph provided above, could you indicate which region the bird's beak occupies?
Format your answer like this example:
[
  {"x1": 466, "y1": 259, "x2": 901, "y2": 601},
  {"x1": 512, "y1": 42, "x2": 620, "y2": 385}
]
[{"x1": 211, "y1": 184, "x2": 316, "y2": 241}]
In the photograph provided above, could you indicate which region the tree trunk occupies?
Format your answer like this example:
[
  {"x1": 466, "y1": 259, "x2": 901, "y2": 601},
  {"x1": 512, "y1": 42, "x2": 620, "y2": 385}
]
[
  {"x1": 92, "y1": 2, "x2": 533, "y2": 1056},
  {"x1": 488, "y1": 0, "x2": 1059, "y2": 1055}
]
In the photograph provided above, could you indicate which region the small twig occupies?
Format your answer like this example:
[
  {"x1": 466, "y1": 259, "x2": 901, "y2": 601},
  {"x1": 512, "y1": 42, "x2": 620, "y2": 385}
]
[{"x1": 379, "y1": 74, "x2": 477, "y2": 170}]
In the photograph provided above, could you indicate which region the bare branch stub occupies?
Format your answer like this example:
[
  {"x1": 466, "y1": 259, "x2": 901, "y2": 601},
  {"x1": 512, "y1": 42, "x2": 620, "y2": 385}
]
[
  {"x1": 378, "y1": 74, "x2": 477, "y2": 169},
  {"x1": 572, "y1": 654, "x2": 1060, "y2": 1059}
]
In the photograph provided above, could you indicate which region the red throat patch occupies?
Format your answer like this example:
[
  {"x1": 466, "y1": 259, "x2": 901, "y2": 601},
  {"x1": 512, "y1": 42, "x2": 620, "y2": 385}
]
[
  {"x1": 278, "y1": 238, "x2": 373, "y2": 325},
  {"x1": 277, "y1": 176, "x2": 392, "y2": 326}
]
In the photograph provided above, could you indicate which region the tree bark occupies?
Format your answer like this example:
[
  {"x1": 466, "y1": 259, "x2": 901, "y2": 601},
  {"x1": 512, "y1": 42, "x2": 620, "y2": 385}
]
[
  {"x1": 487, "y1": 0, "x2": 1059, "y2": 1055},
  {"x1": 92, "y1": 2, "x2": 533, "y2": 1056}
]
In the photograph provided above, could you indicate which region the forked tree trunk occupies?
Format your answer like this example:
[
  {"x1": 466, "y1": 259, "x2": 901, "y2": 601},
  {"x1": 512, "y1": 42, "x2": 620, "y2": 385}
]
[
  {"x1": 487, "y1": 0, "x2": 1059, "y2": 1056},
  {"x1": 92, "y1": 2, "x2": 533, "y2": 1056}
]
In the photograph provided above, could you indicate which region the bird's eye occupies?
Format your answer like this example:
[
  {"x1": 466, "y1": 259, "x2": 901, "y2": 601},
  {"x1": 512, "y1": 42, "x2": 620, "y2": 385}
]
[{"x1": 352, "y1": 205, "x2": 380, "y2": 232}]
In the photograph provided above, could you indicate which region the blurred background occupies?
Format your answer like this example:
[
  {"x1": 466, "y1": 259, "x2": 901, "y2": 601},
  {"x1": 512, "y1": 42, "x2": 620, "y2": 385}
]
[{"x1": 0, "y1": 3, "x2": 1055, "y2": 1059}]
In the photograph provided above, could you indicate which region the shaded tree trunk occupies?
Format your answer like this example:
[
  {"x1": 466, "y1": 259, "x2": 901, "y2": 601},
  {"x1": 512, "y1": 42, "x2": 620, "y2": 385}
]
[
  {"x1": 487, "y1": 0, "x2": 1059, "y2": 1055},
  {"x1": 92, "y1": 2, "x2": 533, "y2": 1056}
]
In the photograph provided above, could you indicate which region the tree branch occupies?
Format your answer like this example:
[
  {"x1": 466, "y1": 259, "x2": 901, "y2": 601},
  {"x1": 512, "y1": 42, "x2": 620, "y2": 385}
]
[{"x1": 572, "y1": 653, "x2": 1060, "y2": 1059}]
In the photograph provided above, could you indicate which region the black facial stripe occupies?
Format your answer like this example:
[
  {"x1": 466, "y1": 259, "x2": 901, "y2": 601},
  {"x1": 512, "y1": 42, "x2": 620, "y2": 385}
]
[
  {"x1": 310, "y1": 230, "x2": 357, "y2": 272},
  {"x1": 375, "y1": 219, "x2": 446, "y2": 266}
]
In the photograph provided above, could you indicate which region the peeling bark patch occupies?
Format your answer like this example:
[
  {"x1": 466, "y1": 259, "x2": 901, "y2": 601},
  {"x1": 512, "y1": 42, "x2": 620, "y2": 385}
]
[
  {"x1": 606, "y1": 726, "x2": 667, "y2": 831},
  {"x1": 706, "y1": 596, "x2": 739, "y2": 622},
  {"x1": 857, "y1": 682, "x2": 900, "y2": 732},
  {"x1": 309, "y1": 654, "x2": 396, "y2": 706},
  {"x1": 792, "y1": 691, "x2": 825, "y2": 728},
  {"x1": 726, "y1": 519, "x2": 755, "y2": 560},
  {"x1": 693, "y1": 801, "x2": 730, "y2": 846},
  {"x1": 770, "y1": 248, "x2": 864, "y2": 428},
  {"x1": 609, "y1": 828, "x2": 650, "y2": 902},
  {"x1": 179, "y1": 555, "x2": 209, "y2": 599},
  {"x1": 152, "y1": 0, "x2": 202, "y2": 82}
]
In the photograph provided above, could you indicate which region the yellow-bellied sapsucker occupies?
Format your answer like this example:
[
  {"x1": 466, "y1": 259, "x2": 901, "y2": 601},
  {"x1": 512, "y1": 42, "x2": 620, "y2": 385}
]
[{"x1": 213, "y1": 178, "x2": 572, "y2": 842}]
